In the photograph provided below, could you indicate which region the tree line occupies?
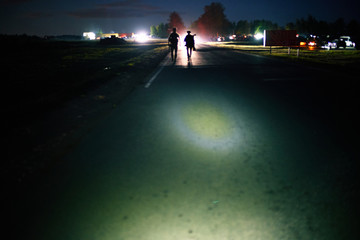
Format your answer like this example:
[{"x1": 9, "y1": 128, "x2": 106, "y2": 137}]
[
  {"x1": 151, "y1": 2, "x2": 360, "y2": 39},
  {"x1": 285, "y1": 15, "x2": 360, "y2": 36},
  {"x1": 151, "y1": 12, "x2": 186, "y2": 38}
]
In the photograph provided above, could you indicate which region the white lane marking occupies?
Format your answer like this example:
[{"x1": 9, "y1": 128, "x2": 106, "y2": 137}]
[
  {"x1": 263, "y1": 77, "x2": 306, "y2": 82},
  {"x1": 145, "y1": 53, "x2": 170, "y2": 88}
]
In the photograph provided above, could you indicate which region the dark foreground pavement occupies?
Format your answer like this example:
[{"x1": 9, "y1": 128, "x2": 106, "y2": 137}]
[{"x1": 9, "y1": 44, "x2": 359, "y2": 239}]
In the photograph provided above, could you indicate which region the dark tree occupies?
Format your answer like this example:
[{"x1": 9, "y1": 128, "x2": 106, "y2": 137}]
[
  {"x1": 331, "y1": 18, "x2": 346, "y2": 35},
  {"x1": 157, "y1": 23, "x2": 169, "y2": 38},
  {"x1": 317, "y1": 20, "x2": 330, "y2": 35},
  {"x1": 192, "y1": 2, "x2": 231, "y2": 39},
  {"x1": 306, "y1": 15, "x2": 318, "y2": 33},
  {"x1": 347, "y1": 19, "x2": 360, "y2": 36},
  {"x1": 235, "y1": 20, "x2": 250, "y2": 35},
  {"x1": 287, "y1": 15, "x2": 352, "y2": 35},
  {"x1": 150, "y1": 25, "x2": 157, "y2": 37},
  {"x1": 168, "y1": 12, "x2": 186, "y2": 35},
  {"x1": 294, "y1": 15, "x2": 320, "y2": 34},
  {"x1": 251, "y1": 19, "x2": 279, "y2": 34},
  {"x1": 285, "y1": 22, "x2": 295, "y2": 30},
  {"x1": 150, "y1": 23, "x2": 169, "y2": 38}
]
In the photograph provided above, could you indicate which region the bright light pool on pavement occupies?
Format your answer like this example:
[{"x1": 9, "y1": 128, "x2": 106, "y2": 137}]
[{"x1": 169, "y1": 94, "x2": 242, "y2": 151}]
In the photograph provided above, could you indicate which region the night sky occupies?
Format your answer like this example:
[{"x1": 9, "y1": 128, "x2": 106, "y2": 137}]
[{"x1": 1, "y1": 0, "x2": 359, "y2": 36}]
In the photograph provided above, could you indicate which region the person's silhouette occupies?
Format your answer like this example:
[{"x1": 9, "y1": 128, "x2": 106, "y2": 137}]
[
  {"x1": 184, "y1": 31, "x2": 195, "y2": 60},
  {"x1": 168, "y1": 28, "x2": 180, "y2": 61}
]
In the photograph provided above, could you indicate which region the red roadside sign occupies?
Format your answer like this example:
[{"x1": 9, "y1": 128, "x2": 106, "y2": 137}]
[{"x1": 264, "y1": 30, "x2": 297, "y2": 47}]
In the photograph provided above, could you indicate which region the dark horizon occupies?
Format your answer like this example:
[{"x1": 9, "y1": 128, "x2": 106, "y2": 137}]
[{"x1": 1, "y1": 0, "x2": 359, "y2": 36}]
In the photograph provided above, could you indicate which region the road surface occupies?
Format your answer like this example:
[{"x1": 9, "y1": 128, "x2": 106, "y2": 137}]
[{"x1": 13, "y1": 44, "x2": 358, "y2": 240}]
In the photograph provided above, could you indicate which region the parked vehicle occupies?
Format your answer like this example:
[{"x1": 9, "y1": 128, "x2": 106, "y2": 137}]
[
  {"x1": 329, "y1": 36, "x2": 356, "y2": 49},
  {"x1": 319, "y1": 35, "x2": 337, "y2": 49},
  {"x1": 339, "y1": 36, "x2": 356, "y2": 48},
  {"x1": 320, "y1": 35, "x2": 356, "y2": 49},
  {"x1": 297, "y1": 35, "x2": 321, "y2": 49},
  {"x1": 297, "y1": 35, "x2": 316, "y2": 49},
  {"x1": 321, "y1": 41, "x2": 337, "y2": 49},
  {"x1": 334, "y1": 38, "x2": 346, "y2": 48},
  {"x1": 298, "y1": 34, "x2": 356, "y2": 50}
]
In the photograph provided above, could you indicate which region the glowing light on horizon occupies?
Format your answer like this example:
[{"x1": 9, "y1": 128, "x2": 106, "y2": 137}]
[
  {"x1": 83, "y1": 32, "x2": 96, "y2": 40},
  {"x1": 134, "y1": 32, "x2": 149, "y2": 42},
  {"x1": 254, "y1": 33, "x2": 264, "y2": 40}
]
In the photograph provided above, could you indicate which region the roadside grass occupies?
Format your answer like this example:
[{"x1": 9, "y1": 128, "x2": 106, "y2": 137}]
[
  {"x1": 206, "y1": 41, "x2": 360, "y2": 70},
  {"x1": 3, "y1": 38, "x2": 168, "y2": 115},
  {"x1": 3, "y1": 37, "x2": 169, "y2": 184}
]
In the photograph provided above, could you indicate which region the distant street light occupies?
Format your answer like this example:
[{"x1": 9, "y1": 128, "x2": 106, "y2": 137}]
[{"x1": 254, "y1": 33, "x2": 264, "y2": 40}]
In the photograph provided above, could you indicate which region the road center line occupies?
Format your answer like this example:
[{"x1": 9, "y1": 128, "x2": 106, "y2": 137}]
[
  {"x1": 145, "y1": 53, "x2": 170, "y2": 88},
  {"x1": 263, "y1": 77, "x2": 306, "y2": 82}
]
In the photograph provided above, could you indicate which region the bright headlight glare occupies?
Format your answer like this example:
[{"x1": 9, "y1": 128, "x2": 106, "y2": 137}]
[{"x1": 254, "y1": 33, "x2": 264, "y2": 40}]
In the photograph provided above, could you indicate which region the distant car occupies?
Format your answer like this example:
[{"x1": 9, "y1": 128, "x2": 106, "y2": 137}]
[
  {"x1": 329, "y1": 36, "x2": 356, "y2": 49},
  {"x1": 297, "y1": 35, "x2": 319, "y2": 49},
  {"x1": 297, "y1": 35, "x2": 307, "y2": 47},
  {"x1": 320, "y1": 36, "x2": 337, "y2": 49},
  {"x1": 340, "y1": 36, "x2": 356, "y2": 47},
  {"x1": 334, "y1": 38, "x2": 346, "y2": 48},
  {"x1": 306, "y1": 36, "x2": 321, "y2": 50},
  {"x1": 321, "y1": 41, "x2": 337, "y2": 49},
  {"x1": 320, "y1": 35, "x2": 356, "y2": 50},
  {"x1": 307, "y1": 39, "x2": 318, "y2": 48}
]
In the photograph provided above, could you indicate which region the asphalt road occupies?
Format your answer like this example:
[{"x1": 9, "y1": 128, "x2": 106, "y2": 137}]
[{"x1": 12, "y1": 44, "x2": 359, "y2": 240}]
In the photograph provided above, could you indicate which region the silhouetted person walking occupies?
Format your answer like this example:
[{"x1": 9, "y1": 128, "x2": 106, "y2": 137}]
[
  {"x1": 184, "y1": 31, "x2": 195, "y2": 60},
  {"x1": 168, "y1": 28, "x2": 180, "y2": 61}
]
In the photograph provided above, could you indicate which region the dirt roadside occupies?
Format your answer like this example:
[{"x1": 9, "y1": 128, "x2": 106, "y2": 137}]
[{"x1": 4, "y1": 42, "x2": 169, "y2": 188}]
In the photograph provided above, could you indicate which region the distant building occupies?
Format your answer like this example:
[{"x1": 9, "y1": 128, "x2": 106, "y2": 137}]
[
  {"x1": 83, "y1": 32, "x2": 135, "y2": 40},
  {"x1": 83, "y1": 32, "x2": 96, "y2": 40},
  {"x1": 101, "y1": 33, "x2": 119, "y2": 39},
  {"x1": 101, "y1": 33, "x2": 134, "y2": 39}
]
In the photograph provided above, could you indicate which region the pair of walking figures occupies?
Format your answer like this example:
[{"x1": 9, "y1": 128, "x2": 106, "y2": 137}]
[{"x1": 168, "y1": 28, "x2": 196, "y2": 61}]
